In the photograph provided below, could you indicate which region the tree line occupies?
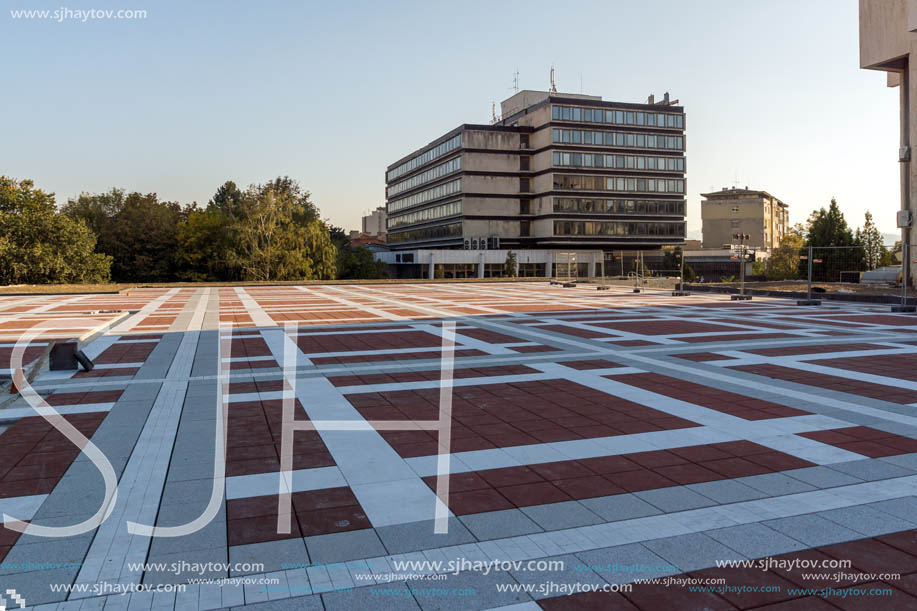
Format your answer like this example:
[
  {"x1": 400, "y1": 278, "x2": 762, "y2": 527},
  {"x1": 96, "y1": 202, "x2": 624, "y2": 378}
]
[
  {"x1": 0, "y1": 175, "x2": 387, "y2": 285},
  {"x1": 762, "y1": 198, "x2": 894, "y2": 282}
]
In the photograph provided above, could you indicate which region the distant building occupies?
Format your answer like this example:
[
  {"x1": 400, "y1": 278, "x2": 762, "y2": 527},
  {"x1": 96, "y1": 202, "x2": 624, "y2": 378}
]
[
  {"x1": 361, "y1": 206, "x2": 387, "y2": 237},
  {"x1": 379, "y1": 88, "x2": 687, "y2": 277},
  {"x1": 701, "y1": 187, "x2": 788, "y2": 250},
  {"x1": 859, "y1": 0, "x2": 915, "y2": 289}
]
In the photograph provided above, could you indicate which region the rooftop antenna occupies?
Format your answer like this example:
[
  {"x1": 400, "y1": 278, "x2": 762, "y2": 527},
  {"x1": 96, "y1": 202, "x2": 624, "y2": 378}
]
[
  {"x1": 511, "y1": 68, "x2": 519, "y2": 93},
  {"x1": 492, "y1": 101, "x2": 497, "y2": 124},
  {"x1": 549, "y1": 65, "x2": 557, "y2": 94}
]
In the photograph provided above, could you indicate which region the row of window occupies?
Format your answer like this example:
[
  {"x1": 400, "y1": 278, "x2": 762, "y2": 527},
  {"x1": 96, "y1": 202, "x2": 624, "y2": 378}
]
[
  {"x1": 553, "y1": 152, "x2": 685, "y2": 172},
  {"x1": 554, "y1": 220, "x2": 686, "y2": 237},
  {"x1": 387, "y1": 135, "x2": 462, "y2": 182},
  {"x1": 554, "y1": 198, "x2": 686, "y2": 216},
  {"x1": 387, "y1": 200, "x2": 462, "y2": 229},
  {"x1": 387, "y1": 156, "x2": 462, "y2": 197},
  {"x1": 387, "y1": 221, "x2": 463, "y2": 244},
  {"x1": 553, "y1": 174, "x2": 685, "y2": 194},
  {"x1": 553, "y1": 105, "x2": 684, "y2": 129},
  {"x1": 388, "y1": 178, "x2": 462, "y2": 213},
  {"x1": 553, "y1": 129, "x2": 684, "y2": 150}
]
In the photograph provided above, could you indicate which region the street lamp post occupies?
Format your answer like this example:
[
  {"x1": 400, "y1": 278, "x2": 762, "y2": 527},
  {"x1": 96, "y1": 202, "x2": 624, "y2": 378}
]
[{"x1": 730, "y1": 233, "x2": 753, "y2": 301}]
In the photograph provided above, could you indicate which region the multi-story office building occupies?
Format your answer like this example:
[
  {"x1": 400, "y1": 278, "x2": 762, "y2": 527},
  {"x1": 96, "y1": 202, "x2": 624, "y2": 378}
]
[
  {"x1": 383, "y1": 90, "x2": 686, "y2": 270},
  {"x1": 859, "y1": 0, "x2": 916, "y2": 291},
  {"x1": 701, "y1": 187, "x2": 788, "y2": 250}
]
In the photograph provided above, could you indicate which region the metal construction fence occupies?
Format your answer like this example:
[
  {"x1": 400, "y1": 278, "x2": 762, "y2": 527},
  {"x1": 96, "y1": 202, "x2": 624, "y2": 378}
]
[{"x1": 549, "y1": 244, "x2": 915, "y2": 308}]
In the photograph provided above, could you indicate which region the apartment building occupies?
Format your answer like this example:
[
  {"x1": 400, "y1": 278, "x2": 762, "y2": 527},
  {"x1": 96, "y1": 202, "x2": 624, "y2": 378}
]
[{"x1": 701, "y1": 187, "x2": 788, "y2": 250}]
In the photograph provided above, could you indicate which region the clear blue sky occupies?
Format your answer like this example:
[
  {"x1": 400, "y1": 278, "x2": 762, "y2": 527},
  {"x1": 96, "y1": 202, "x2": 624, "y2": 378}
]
[{"x1": 1, "y1": 0, "x2": 900, "y2": 237}]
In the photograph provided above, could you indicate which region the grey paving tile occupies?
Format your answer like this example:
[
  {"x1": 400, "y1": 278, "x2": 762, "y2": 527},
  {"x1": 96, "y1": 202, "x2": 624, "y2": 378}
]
[
  {"x1": 508, "y1": 553, "x2": 605, "y2": 599},
  {"x1": 375, "y1": 518, "x2": 476, "y2": 555},
  {"x1": 229, "y1": 539, "x2": 308, "y2": 576},
  {"x1": 825, "y1": 459, "x2": 913, "y2": 481},
  {"x1": 866, "y1": 496, "x2": 917, "y2": 522},
  {"x1": 143, "y1": 549, "x2": 229, "y2": 585},
  {"x1": 635, "y1": 486, "x2": 717, "y2": 513},
  {"x1": 231, "y1": 595, "x2": 323, "y2": 610},
  {"x1": 706, "y1": 523, "x2": 808, "y2": 559},
  {"x1": 735, "y1": 473, "x2": 817, "y2": 496},
  {"x1": 148, "y1": 512, "x2": 227, "y2": 555},
  {"x1": 880, "y1": 453, "x2": 917, "y2": 471},
  {"x1": 322, "y1": 582, "x2": 419, "y2": 610},
  {"x1": 519, "y1": 501, "x2": 604, "y2": 531},
  {"x1": 458, "y1": 509, "x2": 542, "y2": 541},
  {"x1": 578, "y1": 493, "x2": 662, "y2": 522},
  {"x1": 763, "y1": 514, "x2": 866, "y2": 547},
  {"x1": 643, "y1": 532, "x2": 746, "y2": 573},
  {"x1": 782, "y1": 466, "x2": 863, "y2": 489},
  {"x1": 405, "y1": 569, "x2": 530, "y2": 611},
  {"x1": 575, "y1": 543, "x2": 682, "y2": 585},
  {"x1": 0, "y1": 567, "x2": 78, "y2": 605},
  {"x1": 687, "y1": 479, "x2": 769, "y2": 504},
  {"x1": 305, "y1": 529, "x2": 387, "y2": 564},
  {"x1": 818, "y1": 505, "x2": 915, "y2": 537}
]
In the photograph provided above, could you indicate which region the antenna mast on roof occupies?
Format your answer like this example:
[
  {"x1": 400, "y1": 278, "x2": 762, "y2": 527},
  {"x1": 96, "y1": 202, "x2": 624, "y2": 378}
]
[
  {"x1": 549, "y1": 65, "x2": 557, "y2": 94},
  {"x1": 511, "y1": 68, "x2": 519, "y2": 93}
]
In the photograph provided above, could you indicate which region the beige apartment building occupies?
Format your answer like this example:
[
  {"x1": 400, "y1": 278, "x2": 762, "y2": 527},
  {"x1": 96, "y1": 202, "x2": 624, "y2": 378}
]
[
  {"x1": 860, "y1": 0, "x2": 916, "y2": 289},
  {"x1": 384, "y1": 90, "x2": 687, "y2": 255},
  {"x1": 361, "y1": 206, "x2": 387, "y2": 237},
  {"x1": 700, "y1": 187, "x2": 788, "y2": 250}
]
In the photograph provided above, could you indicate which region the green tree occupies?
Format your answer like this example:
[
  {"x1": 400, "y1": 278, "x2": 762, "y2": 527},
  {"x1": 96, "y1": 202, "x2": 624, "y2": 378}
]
[
  {"x1": 504, "y1": 251, "x2": 518, "y2": 277},
  {"x1": 328, "y1": 225, "x2": 387, "y2": 280},
  {"x1": 64, "y1": 189, "x2": 186, "y2": 282},
  {"x1": 176, "y1": 205, "x2": 238, "y2": 281},
  {"x1": 765, "y1": 225, "x2": 805, "y2": 280},
  {"x1": 229, "y1": 180, "x2": 335, "y2": 281},
  {"x1": 802, "y1": 198, "x2": 866, "y2": 281},
  {"x1": 0, "y1": 177, "x2": 111, "y2": 284},
  {"x1": 858, "y1": 211, "x2": 887, "y2": 270}
]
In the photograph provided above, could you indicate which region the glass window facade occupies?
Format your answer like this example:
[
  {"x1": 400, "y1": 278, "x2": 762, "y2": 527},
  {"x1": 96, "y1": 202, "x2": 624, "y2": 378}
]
[
  {"x1": 388, "y1": 178, "x2": 461, "y2": 213},
  {"x1": 553, "y1": 151, "x2": 684, "y2": 172},
  {"x1": 552, "y1": 105, "x2": 684, "y2": 129},
  {"x1": 387, "y1": 221, "x2": 462, "y2": 244},
  {"x1": 387, "y1": 156, "x2": 462, "y2": 197},
  {"x1": 554, "y1": 198, "x2": 685, "y2": 216},
  {"x1": 387, "y1": 200, "x2": 462, "y2": 229},
  {"x1": 387, "y1": 134, "x2": 462, "y2": 182},
  {"x1": 552, "y1": 129, "x2": 684, "y2": 150},
  {"x1": 554, "y1": 220, "x2": 685, "y2": 237},
  {"x1": 553, "y1": 174, "x2": 685, "y2": 194}
]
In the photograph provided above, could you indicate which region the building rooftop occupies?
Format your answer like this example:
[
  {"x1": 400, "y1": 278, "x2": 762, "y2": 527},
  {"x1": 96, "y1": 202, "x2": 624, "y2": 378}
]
[{"x1": 701, "y1": 186, "x2": 788, "y2": 207}]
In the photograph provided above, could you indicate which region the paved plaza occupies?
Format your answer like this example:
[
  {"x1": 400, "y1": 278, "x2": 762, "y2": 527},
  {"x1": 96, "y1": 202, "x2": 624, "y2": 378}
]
[{"x1": 2, "y1": 283, "x2": 917, "y2": 609}]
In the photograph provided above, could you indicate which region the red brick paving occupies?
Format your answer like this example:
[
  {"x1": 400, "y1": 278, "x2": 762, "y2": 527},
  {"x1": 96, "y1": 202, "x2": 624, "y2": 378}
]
[
  {"x1": 613, "y1": 373, "x2": 809, "y2": 420},
  {"x1": 296, "y1": 330, "x2": 443, "y2": 354},
  {"x1": 813, "y1": 353, "x2": 917, "y2": 382},
  {"x1": 95, "y1": 340, "x2": 158, "y2": 365},
  {"x1": 560, "y1": 359, "x2": 626, "y2": 370},
  {"x1": 311, "y1": 349, "x2": 488, "y2": 365},
  {"x1": 798, "y1": 426, "x2": 917, "y2": 458},
  {"x1": 0, "y1": 413, "x2": 107, "y2": 498},
  {"x1": 539, "y1": 529, "x2": 917, "y2": 610},
  {"x1": 226, "y1": 399, "x2": 334, "y2": 475},
  {"x1": 456, "y1": 328, "x2": 524, "y2": 344},
  {"x1": 348, "y1": 379, "x2": 699, "y2": 458},
  {"x1": 226, "y1": 486, "x2": 370, "y2": 545},
  {"x1": 423, "y1": 441, "x2": 812, "y2": 515},
  {"x1": 733, "y1": 364, "x2": 917, "y2": 404},
  {"x1": 747, "y1": 343, "x2": 888, "y2": 358},
  {"x1": 327, "y1": 364, "x2": 540, "y2": 387},
  {"x1": 675, "y1": 352, "x2": 736, "y2": 362},
  {"x1": 677, "y1": 332, "x2": 798, "y2": 344}
]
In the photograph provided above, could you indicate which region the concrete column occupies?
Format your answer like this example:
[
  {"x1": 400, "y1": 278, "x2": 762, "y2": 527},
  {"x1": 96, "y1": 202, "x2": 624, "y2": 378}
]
[
  {"x1": 588, "y1": 254, "x2": 597, "y2": 279},
  {"x1": 545, "y1": 254, "x2": 553, "y2": 278},
  {"x1": 477, "y1": 254, "x2": 485, "y2": 279},
  {"x1": 428, "y1": 254, "x2": 435, "y2": 280}
]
